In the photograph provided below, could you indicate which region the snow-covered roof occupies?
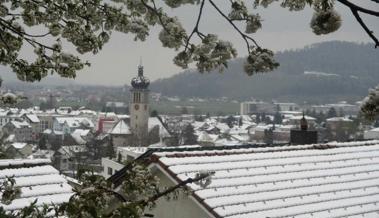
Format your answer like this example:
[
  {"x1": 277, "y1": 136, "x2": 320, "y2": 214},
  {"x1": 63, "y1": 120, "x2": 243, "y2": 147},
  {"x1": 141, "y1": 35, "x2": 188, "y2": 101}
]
[
  {"x1": 109, "y1": 120, "x2": 131, "y2": 135},
  {"x1": 326, "y1": 117, "x2": 353, "y2": 122},
  {"x1": 105, "y1": 101, "x2": 126, "y2": 107},
  {"x1": 43, "y1": 129, "x2": 63, "y2": 135},
  {"x1": 214, "y1": 138, "x2": 243, "y2": 146},
  {"x1": 28, "y1": 150, "x2": 55, "y2": 159},
  {"x1": 289, "y1": 115, "x2": 316, "y2": 121},
  {"x1": 149, "y1": 140, "x2": 379, "y2": 218},
  {"x1": 365, "y1": 127, "x2": 379, "y2": 133},
  {"x1": 56, "y1": 117, "x2": 94, "y2": 128},
  {"x1": 117, "y1": 146, "x2": 148, "y2": 154},
  {"x1": 24, "y1": 114, "x2": 40, "y2": 123},
  {"x1": 197, "y1": 132, "x2": 215, "y2": 142},
  {"x1": 10, "y1": 142, "x2": 28, "y2": 149},
  {"x1": 9, "y1": 120, "x2": 31, "y2": 128},
  {"x1": 148, "y1": 117, "x2": 171, "y2": 137},
  {"x1": 117, "y1": 114, "x2": 129, "y2": 119},
  {"x1": 0, "y1": 159, "x2": 50, "y2": 168},
  {"x1": 5, "y1": 134, "x2": 15, "y2": 143},
  {"x1": 74, "y1": 128, "x2": 90, "y2": 136},
  {"x1": 0, "y1": 159, "x2": 73, "y2": 211},
  {"x1": 58, "y1": 146, "x2": 86, "y2": 157},
  {"x1": 214, "y1": 123, "x2": 230, "y2": 133}
]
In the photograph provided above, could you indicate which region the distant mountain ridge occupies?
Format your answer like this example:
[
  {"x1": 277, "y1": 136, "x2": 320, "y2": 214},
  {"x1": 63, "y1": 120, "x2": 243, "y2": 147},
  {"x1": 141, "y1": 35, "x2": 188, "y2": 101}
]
[{"x1": 150, "y1": 41, "x2": 379, "y2": 103}]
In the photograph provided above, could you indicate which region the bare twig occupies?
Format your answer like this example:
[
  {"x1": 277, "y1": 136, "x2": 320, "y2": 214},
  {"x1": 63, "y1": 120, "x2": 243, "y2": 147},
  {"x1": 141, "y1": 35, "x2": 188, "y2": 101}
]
[
  {"x1": 351, "y1": 9, "x2": 379, "y2": 48},
  {"x1": 337, "y1": 0, "x2": 379, "y2": 16},
  {"x1": 337, "y1": 0, "x2": 379, "y2": 48},
  {"x1": 208, "y1": 0, "x2": 260, "y2": 52},
  {"x1": 184, "y1": 0, "x2": 206, "y2": 51},
  {"x1": 137, "y1": 172, "x2": 212, "y2": 207}
]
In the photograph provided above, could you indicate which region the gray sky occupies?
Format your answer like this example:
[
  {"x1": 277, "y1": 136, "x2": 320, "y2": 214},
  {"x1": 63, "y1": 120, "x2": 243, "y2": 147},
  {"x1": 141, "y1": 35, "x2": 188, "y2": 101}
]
[{"x1": 5, "y1": 1, "x2": 379, "y2": 86}]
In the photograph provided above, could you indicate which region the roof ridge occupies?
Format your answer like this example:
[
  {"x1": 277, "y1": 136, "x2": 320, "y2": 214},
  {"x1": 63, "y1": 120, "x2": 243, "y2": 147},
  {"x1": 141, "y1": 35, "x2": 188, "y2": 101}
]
[{"x1": 159, "y1": 142, "x2": 379, "y2": 158}]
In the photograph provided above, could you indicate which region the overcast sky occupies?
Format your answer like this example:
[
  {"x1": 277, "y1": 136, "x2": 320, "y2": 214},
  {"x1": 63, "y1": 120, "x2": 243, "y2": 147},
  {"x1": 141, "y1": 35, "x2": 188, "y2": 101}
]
[{"x1": 4, "y1": 1, "x2": 379, "y2": 86}]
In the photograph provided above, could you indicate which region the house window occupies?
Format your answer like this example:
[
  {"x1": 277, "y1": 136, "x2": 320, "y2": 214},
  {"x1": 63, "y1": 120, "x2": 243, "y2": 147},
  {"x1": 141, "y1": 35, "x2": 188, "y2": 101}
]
[{"x1": 107, "y1": 167, "x2": 113, "y2": 175}]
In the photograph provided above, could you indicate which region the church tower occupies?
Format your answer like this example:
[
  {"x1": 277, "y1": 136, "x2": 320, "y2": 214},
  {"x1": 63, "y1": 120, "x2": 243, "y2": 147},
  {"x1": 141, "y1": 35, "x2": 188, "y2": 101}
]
[{"x1": 130, "y1": 64, "x2": 150, "y2": 146}]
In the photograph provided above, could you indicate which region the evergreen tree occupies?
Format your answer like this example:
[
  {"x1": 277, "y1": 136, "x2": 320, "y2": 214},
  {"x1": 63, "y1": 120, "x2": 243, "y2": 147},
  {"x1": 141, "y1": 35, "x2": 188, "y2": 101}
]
[
  {"x1": 317, "y1": 111, "x2": 326, "y2": 124},
  {"x1": 264, "y1": 128, "x2": 274, "y2": 145},
  {"x1": 181, "y1": 106, "x2": 189, "y2": 115},
  {"x1": 311, "y1": 109, "x2": 317, "y2": 119},
  {"x1": 276, "y1": 104, "x2": 281, "y2": 112},
  {"x1": 182, "y1": 124, "x2": 197, "y2": 145},
  {"x1": 107, "y1": 137, "x2": 115, "y2": 159},
  {"x1": 195, "y1": 115, "x2": 205, "y2": 122},
  {"x1": 273, "y1": 112, "x2": 283, "y2": 124},
  {"x1": 327, "y1": 107, "x2": 338, "y2": 118},
  {"x1": 225, "y1": 115, "x2": 236, "y2": 128},
  {"x1": 305, "y1": 109, "x2": 311, "y2": 116},
  {"x1": 338, "y1": 108, "x2": 345, "y2": 117},
  {"x1": 38, "y1": 135, "x2": 47, "y2": 150},
  {"x1": 150, "y1": 110, "x2": 158, "y2": 117},
  {"x1": 256, "y1": 113, "x2": 261, "y2": 123},
  {"x1": 264, "y1": 116, "x2": 272, "y2": 124}
]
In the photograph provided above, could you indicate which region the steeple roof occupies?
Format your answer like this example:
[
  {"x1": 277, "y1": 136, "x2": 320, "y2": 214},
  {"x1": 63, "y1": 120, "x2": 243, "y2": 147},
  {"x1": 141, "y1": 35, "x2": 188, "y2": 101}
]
[{"x1": 131, "y1": 65, "x2": 150, "y2": 89}]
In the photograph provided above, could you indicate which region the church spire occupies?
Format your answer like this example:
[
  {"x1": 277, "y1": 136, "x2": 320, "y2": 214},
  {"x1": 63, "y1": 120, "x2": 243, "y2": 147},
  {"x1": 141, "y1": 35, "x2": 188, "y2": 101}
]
[
  {"x1": 138, "y1": 57, "x2": 143, "y2": 77},
  {"x1": 138, "y1": 65, "x2": 143, "y2": 77},
  {"x1": 131, "y1": 63, "x2": 150, "y2": 89}
]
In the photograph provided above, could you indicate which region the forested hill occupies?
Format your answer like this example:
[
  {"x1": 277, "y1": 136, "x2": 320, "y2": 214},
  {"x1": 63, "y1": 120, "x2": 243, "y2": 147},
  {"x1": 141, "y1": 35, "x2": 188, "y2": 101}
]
[{"x1": 150, "y1": 41, "x2": 379, "y2": 103}]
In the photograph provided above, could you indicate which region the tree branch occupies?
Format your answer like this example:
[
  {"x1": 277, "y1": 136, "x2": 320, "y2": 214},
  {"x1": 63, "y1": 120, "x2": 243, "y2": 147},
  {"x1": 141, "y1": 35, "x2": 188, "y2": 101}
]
[
  {"x1": 337, "y1": 0, "x2": 379, "y2": 16},
  {"x1": 351, "y1": 9, "x2": 379, "y2": 48},
  {"x1": 137, "y1": 172, "x2": 212, "y2": 207},
  {"x1": 208, "y1": 0, "x2": 259, "y2": 52},
  {"x1": 0, "y1": 19, "x2": 56, "y2": 51},
  {"x1": 184, "y1": 0, "x2": 206, "y2": 51},
  {"x1": 337, "y1": 0, "x2": 379, "y2": 48},
  {"x1": 0, "y1": 18, "x2": 50, "y2": 38}
]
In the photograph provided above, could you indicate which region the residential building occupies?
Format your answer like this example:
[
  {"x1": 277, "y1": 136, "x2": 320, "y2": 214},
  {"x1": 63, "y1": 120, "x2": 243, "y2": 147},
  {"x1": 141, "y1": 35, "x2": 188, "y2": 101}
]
[
  {"x1": 3, "y1": 120, "x2": 33, "y2": 142},
  {"x1": 22, "y1": 113, "x2": 40, "y2": 140},
  {"x1": 100, "y1": 147, "x2": 147, "y2": 179},
  {"x1": 4, "y1": 142, "x2": 34, "y2": 158},
  {"x1": 0, "y1": 110, "x2": 19, "y2": 127},
  {"x1": 110, "y1": 140, "x2": 379, "y2": 218},
  {"x1": 240, "y1": 101, "x2": 276, "y2": 115},
  {"x1": 53, "y1": 145, "x2": 87, "y2": 174},
  {"x1": 53, "y1": 117, "x2": 94, "y2": 134},
  {"x1": 0, "y1": 159, "x2": 73, "y2": 211}
]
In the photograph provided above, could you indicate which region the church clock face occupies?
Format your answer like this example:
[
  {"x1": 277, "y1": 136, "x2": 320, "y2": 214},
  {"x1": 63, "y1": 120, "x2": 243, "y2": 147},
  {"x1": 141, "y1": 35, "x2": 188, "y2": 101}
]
[{"x1": 134, "y1": 104, "x2": 139, "y2": 110}]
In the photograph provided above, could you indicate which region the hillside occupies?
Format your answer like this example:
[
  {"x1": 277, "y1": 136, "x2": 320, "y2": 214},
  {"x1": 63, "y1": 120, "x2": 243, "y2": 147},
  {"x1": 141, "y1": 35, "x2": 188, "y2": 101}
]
[{"x1": 150, "y1": 41, "x2": 379, "y2": 103}]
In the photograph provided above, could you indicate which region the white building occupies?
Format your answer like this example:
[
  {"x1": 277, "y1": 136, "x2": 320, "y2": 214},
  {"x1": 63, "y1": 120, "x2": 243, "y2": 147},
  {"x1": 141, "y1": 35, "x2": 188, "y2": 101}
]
[{"x1": 101, "y1": 146, "x2": 147, "y2": 179}]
